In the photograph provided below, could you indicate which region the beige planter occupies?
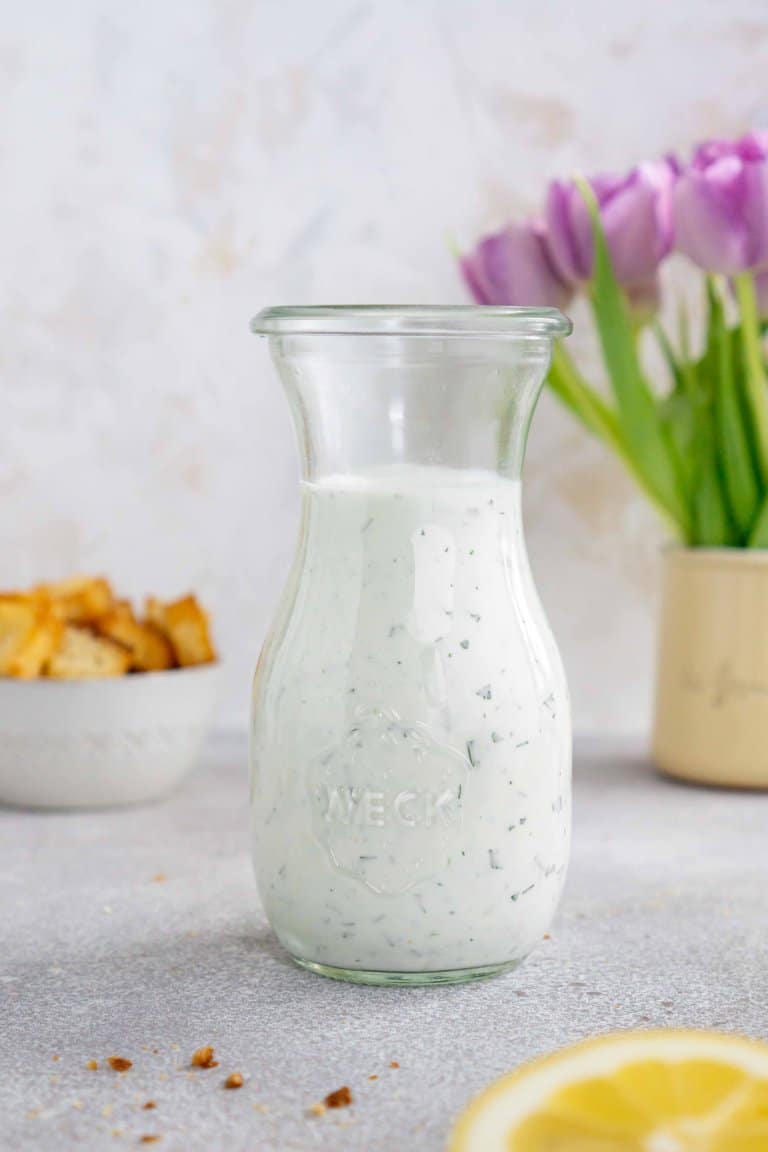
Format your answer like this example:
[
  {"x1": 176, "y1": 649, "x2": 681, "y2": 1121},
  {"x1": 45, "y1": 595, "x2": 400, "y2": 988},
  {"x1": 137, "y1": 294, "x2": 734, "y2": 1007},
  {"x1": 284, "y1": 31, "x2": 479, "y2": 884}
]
[{"x1": 653, "y1": 547, "x2": 768, "y2": 788}]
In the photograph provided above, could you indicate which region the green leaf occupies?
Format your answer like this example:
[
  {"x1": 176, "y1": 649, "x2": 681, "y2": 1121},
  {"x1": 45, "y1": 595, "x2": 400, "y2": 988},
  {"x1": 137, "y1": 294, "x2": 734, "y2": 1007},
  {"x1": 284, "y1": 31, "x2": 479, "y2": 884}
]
[
  {"x1": 548, "y1": 345, "x2": 688, "y2": 530},
  {"x1": 653, "y1": 319, "x2": 682, "y2": 391},
  {"x1": 708, "y1": 278, "x2": 760, "y2": 538},
  {"x1": 577, "y1": 178, "x2": 691, "y2": 539},
  {"x1": 688, "y1": 284, "x2": 735, "y2": 546},
  {"x1": 749, "y1": 491, "x2": 768, "y2": 546},
  {"x1": 547, "y1": 345, "x2": 624, "y2": 450},
  {"x1": 734, "y1": 271, "x2": 768, "y2": 487},
  {"x1": 657, "y1": 389, "x2": 695, "y2": 499}
]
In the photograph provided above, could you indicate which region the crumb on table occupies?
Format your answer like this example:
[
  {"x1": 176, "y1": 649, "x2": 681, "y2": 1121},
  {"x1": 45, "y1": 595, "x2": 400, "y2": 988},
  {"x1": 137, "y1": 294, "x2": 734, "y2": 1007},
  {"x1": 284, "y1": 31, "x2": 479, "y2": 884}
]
[
  {"x1": 190, "y1": 1046, "x2": 218, "y2": 1069},
  {"x1": 324, "y1": 1086, "x2": 353, "y2": 1109},
  {"x1": 108, "y1": 1057, "x2": 133, "y2": 1073}
]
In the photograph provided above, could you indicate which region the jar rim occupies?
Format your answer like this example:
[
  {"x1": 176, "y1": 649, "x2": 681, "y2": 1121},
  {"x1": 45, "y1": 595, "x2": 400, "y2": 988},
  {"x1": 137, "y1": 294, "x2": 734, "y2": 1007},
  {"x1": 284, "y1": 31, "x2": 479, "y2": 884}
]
[{"x1": 250, "y1": 305, "x2": 572, "y2": 339}]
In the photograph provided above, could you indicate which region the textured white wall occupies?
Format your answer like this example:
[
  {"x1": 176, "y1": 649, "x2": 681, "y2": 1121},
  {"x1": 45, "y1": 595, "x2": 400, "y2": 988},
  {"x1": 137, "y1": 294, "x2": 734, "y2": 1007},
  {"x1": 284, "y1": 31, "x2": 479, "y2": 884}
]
[{"x1": 2, "y1": 0, "x2": 767, "y2": 731}]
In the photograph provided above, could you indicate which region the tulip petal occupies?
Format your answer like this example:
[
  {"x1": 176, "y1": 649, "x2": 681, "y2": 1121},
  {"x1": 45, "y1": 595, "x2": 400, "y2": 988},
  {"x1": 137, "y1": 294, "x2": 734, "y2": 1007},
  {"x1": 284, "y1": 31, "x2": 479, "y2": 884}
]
[
  {"x1": 461, "y1": 222, "x2": 573, "y2": 309},
  {"x1": 545, "y1": 180, "x2": 592, "y2": 282},
  {"x1": 546, "y1": 160, "x2": 677, "y2": 294},
  {"x1": 674, "y1": 160, "x2": 751, "y2": 274},
  {"x1": 742, "y1": 159, "x2": 768, "y2": 268},
  {"x1": 602, "y1": 163, "x2": 676, "y2": 284}
]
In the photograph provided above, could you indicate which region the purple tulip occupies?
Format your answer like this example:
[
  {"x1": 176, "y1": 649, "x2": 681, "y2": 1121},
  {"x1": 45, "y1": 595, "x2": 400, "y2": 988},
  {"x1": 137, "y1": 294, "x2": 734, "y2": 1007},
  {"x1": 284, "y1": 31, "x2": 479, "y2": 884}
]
[
  {"x1": 545, "y1": 159, "x2": 679, "y2": 289},
  {"x1": 674, "y1": 132, "x2": 768, "y2": 274},
  {"x1": 460, "y1": 219, "x2": 573, "y2": 310}
]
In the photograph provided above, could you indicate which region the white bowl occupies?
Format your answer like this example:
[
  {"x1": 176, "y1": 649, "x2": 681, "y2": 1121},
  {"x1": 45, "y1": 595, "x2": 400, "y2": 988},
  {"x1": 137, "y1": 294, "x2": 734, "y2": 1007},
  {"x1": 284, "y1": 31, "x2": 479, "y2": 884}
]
[{"x1": 0, "y1": 664, "x2": 221, "y2": 809}]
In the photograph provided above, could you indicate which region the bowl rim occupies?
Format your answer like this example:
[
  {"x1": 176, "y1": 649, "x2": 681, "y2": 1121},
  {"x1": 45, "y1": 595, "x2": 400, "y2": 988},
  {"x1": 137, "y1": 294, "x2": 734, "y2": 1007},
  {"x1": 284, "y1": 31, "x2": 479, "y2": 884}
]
[{"x1": 0, "y1": 661, "x2": 223, "y2": 689}]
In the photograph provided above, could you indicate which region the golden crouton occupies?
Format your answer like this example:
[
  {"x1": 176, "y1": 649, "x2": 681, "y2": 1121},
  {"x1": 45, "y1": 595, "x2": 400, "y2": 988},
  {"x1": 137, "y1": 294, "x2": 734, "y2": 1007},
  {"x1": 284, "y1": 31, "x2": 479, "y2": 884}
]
[
  {"x1": 47, "y1": 625, "x2": 131, "y2": 680},
  {"x1": 0, "y1": 595, "x2": 42, "y2": 675},
  {"x1": 34, "y1": 576, "x2": 114, "y2": 624},
  {"x1": 6, "y1": 612, "x2": 64, "y2": 678},
  {"x1": 96, "y1": 602, "x2": 174, "y2": 673},
  {"x1": 145, "y1": 595, "x2": 216, "y2": 667}
]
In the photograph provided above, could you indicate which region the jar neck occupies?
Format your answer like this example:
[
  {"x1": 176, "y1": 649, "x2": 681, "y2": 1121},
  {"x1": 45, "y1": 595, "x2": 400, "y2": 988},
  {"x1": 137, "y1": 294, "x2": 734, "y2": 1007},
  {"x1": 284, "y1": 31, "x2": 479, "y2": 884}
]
[{"x1": 270, "y1": 334, "x2": 554, "y2": 482}]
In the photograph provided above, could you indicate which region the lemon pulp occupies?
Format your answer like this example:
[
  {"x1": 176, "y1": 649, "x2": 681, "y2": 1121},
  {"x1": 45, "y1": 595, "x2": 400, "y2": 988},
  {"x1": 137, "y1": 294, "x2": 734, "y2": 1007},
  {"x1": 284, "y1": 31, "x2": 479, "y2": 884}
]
[{"x1": 448, "y1": 1031, "x2": 768, "y2": 1152}]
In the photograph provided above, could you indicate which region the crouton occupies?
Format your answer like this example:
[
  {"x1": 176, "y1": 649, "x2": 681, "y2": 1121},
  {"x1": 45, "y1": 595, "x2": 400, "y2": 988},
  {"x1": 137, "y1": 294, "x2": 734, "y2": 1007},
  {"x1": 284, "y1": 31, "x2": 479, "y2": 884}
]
[
  {"x1": 96, "y1": 602, "x2": 174, "y2": 673},
  {"x1": 144, "y1": 595, "x2": 216, "y2": 667},
  {"x1": 6, "y1": 612, "x2": 64, "y2": 678},
  {"x1": 34, "y1": 576, "x2": 114, "y2": 624},
  {"x1": 47, "y1": 625, "x2": 131, "y2": 680},
  {"x1": 0, "y1": 595, "x2": 42, "y2": 675}
]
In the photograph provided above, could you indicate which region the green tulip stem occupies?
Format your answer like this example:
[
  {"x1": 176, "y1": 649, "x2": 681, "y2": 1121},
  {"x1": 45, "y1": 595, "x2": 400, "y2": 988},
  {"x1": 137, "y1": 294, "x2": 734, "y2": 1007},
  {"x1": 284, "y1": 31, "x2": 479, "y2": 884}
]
[
  {"x1": 547, "y1": 344, "x2": 685, "y2": 536},
  {"x1": 549, "y1": 344, "x2": 624, "y2": 451},
  {"x1": 735, "y1": 271, "x2": 768, "y2": 487},
  {"x1": 748, "y1": 491, "x2": 768, "y2": 547}
]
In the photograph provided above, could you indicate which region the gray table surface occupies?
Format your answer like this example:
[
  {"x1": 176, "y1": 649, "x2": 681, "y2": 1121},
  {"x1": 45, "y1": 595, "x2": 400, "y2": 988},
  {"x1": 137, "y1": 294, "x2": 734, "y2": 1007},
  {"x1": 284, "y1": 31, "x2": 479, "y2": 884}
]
[{"x1": 2, "y1": 733, "x2": 767, "y2": 1151}]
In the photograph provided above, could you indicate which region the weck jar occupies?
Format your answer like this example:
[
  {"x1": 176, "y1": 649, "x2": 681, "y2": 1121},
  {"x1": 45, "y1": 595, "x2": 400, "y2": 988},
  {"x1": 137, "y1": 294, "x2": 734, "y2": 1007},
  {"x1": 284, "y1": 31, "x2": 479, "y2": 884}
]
[{"x1": 250, "y1": 306, "x2": 572, "y2": 985}]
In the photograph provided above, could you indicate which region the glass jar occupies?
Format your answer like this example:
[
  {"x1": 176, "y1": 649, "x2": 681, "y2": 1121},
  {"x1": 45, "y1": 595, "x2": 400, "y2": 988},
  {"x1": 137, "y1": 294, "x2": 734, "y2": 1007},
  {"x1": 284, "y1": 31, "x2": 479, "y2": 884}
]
[{"x1": 250, "y1": 306, "x2": 572, "y2": 986}]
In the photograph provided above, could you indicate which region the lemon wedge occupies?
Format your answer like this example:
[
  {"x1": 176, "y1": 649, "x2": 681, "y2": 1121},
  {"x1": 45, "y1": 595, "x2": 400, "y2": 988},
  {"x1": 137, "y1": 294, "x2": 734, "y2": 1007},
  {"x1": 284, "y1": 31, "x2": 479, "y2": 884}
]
[{"x1": 448, "y1": 1030, "x2": 768, "y2": 1152}]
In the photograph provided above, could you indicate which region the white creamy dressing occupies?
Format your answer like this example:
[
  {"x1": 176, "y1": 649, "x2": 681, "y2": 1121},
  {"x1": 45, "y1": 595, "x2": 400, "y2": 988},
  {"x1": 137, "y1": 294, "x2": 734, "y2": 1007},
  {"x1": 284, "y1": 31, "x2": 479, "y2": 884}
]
[{"x1": 251, "y1": 465, "x2": 571, "y2": 973}]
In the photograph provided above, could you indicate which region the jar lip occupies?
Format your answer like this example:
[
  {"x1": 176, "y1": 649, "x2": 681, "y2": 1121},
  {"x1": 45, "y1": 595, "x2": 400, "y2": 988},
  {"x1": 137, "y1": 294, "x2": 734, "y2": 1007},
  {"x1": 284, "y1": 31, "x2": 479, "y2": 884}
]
[{"x1": 250, "y1": 305, "x2": 572, "y2": 339}]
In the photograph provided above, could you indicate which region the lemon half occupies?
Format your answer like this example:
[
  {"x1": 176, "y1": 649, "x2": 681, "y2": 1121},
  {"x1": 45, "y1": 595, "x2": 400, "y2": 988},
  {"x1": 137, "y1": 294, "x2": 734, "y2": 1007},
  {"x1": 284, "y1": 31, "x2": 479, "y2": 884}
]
[{"x1": 448, "y1": 1030, "x2": 768, "y2": 1152}]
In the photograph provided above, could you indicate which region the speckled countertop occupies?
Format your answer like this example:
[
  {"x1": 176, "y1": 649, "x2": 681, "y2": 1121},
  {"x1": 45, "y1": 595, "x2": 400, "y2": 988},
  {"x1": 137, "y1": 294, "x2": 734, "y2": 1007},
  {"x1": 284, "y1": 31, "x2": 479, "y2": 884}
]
[{"x1": 2, "y1": 733, "x2": 767, "y2": 1151}]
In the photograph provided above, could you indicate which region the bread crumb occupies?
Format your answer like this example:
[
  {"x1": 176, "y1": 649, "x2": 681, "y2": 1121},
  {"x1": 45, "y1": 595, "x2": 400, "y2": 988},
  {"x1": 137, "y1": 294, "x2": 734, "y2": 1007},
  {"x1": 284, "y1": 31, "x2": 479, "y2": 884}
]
[
  {"x1": 389, "y1": 1061, "x2": 400, "y2": 1069},
  {"x1": 224, "y1": 1072, "x2": 243, "y2": 1090},
  {"x1": 86, "y1": 1060, "x2": 98, "y2": 1071},
  {"x1": 368, "y1": 1074, "x2": 378, "y2": 1081},
  {"x1": 139, "y1": 1138, "x2": 161, "y2": 1145},
  {"x1": 52, "y1": 1055, "x2": 60, "y2": 1062},
  {"x1": 190, "y1": 1046, "x2": 218, "y2": 1069},
  {"x1": 307, "y1": 1102, "x2": 326, "y2": 1117},
  {"x1": 324, "y1": 1086, "x2": 352, "y2": 1109},
  {"x1": 543, "y1": 932, "x2": 552, "y2": 940},
  {"x1": 152, "y1": 874, "x2": 166, "y2": 883},
  {"x1": 143, "y1": 1101, "x2": 157, "y2": 1110},
  {"x1": 108, "y1": 1057, "x2": 133, "y2": 1073}
]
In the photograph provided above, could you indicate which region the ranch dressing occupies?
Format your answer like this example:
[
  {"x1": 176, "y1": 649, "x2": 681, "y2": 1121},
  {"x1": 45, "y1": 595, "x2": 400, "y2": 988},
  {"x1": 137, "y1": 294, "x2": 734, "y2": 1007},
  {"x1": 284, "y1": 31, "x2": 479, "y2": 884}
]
[{"x1": 251, "y1": 465, "x2": 570, "y2": 977}]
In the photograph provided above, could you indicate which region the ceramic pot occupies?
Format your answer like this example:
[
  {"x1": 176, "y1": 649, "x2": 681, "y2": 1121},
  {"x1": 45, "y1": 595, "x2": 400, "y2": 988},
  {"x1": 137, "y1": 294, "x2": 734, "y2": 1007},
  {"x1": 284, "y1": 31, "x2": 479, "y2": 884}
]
[{"x1": 653, "y1": 547, "x2": 768, "y2": 788}]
